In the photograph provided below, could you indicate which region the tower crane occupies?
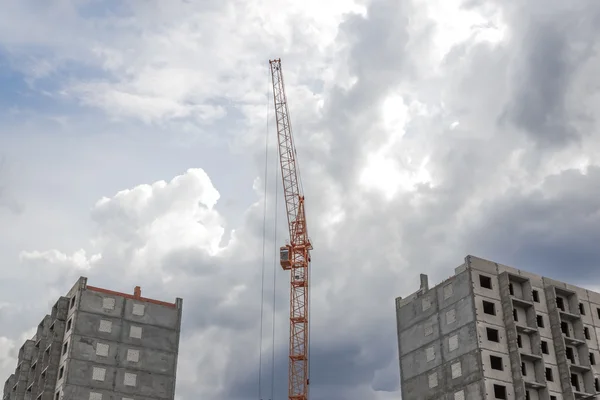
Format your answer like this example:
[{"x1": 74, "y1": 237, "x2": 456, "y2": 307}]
[{"x1": 269, "y1": 58, "x2": 312, "y2": 400}]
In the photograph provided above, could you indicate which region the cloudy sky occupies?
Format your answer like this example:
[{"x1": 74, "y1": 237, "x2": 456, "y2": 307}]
[{"x1": 2, "y1": 0, "x2": 600, "y2": 399}]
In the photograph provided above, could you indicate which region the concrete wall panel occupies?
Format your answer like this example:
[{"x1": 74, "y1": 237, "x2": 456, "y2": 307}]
[
  {"x1": 123, "y1": 300, "x2": 179, "y2": 330},
  {"x1": 119, "y1": 320, "x2": 178, "y2": 353},
  {"x1": 442, "y1": 322, "x2": 478, "y2": 362},
  {"x1": 587, "y1": 290, "x2": 600, "y2": 308},
  {"x1": 79, "y1": 291, "x2": 126, "y2": 319},
  {"x1": 74, "y1": 312, "x2": 123, "y2": 343},
  {"x1": 117, "y1": 347, "x2": 176, "y2": 375},
  {"x1": 436, "y1": 270, "x2": 471, "y2": 311},
  {"x1": 473, "y1": 295, "x2": 505, "y2": 327},
  {"x1": 468, "y1": 257, "x2": 498, "y2": 275},
  {"x1": 535, "y1": 311, "x2": 553, "y2": 339},
  {"x1": 399, "y1": 314, "x2": 439, "y2": 355},
  {"x1": 66, "y1": 359, "x2": 115, "y2": 391},
  {"x1": 532, "y1": 285, "x2": 549, "y2": 313},
  {"x1": 397, "y1": 291, "x2": 439, "y2": 332},
  {"x1": 483, "y1": 377, "x2": 516, "y2": 400},
  {"x1": 440, "y1": 297, "x2": 475, "y2": 337},
  {"x1": 480, "y1": 349, "x2": 512, "y2": 382},
  {"x1": 400, "y1": 340, "x2": 442, "y2": 380},
  {"x1": 476, "y1": 321, "x2": 508, "y2": 353},
  {"x1": 544, "y1": 364, "x2": 561, "y2": 393},
  {"x1": 114, "y1": 369, "x2": 173, "y2": 399}
]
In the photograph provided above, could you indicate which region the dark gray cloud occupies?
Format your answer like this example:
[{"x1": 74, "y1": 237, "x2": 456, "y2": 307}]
[
  {"x1": 466, "y1": 166, "x2": 600, "y2": 284},
  {"x1": 3, "y1": 0, "x2": 600, "y2": 399},
  {"x1": 495, "y1": 0, "x2": 600, "y2": 148}
]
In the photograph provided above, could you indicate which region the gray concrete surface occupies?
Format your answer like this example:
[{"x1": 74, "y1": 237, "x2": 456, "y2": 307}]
[
  {"x1": 2, "y1": 277, "x2": 183, "y2": 400},
  {"x1": 396, "y1": 255, "x2": 600, "y2": 399}
]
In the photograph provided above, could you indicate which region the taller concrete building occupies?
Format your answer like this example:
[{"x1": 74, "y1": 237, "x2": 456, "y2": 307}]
[
  {"x1": 396, "y1": 255, "x2": 600, "y2": 400},
  {"x1": 2, "y1": 277, "x2": 183, "y2": 400}
]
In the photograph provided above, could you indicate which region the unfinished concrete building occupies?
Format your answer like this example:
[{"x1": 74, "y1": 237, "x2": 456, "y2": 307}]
[
  {"x1": 2, "y1": 277, "x2": 183, "y2": 400},
  {"x1": 396, "y1": 255, "x2": 600, "y2": 400}
]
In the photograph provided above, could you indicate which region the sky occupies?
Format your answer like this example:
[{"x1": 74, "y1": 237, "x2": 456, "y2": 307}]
[{"x1": 1, "y1": 0, "x2": 600, "y2": 399}]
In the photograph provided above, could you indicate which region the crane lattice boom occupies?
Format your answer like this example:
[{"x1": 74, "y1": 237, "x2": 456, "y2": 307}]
[{"x1": 269, "y1": 58, "x2": 312, "y2": 400}]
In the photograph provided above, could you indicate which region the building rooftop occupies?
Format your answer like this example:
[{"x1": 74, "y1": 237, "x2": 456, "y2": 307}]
[{"x1": 86, "y1": 284, "x2": 178, "y2": 308}]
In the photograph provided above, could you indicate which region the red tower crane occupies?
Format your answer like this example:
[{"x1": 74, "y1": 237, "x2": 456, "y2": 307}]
[{"x1": 269, "y1": 58, "x2": 312, "y2": 400}]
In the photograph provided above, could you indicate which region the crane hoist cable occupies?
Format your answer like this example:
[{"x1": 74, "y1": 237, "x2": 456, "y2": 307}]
[{"x1": 258, "y1": 67, "x2": 281, "y2": 400}]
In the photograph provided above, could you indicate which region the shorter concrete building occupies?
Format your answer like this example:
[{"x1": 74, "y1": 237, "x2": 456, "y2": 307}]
[
  {"x1": 2, "y1": 277, "x2": 183, "y2": 400},
  {"x1": 396, "y1": 255, "x2": 600, "y2": 400}
]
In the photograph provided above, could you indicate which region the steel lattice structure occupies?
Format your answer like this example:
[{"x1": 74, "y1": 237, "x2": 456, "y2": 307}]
[{"x1": 269, "y1": 58, "x2": 312, "y2": 400}]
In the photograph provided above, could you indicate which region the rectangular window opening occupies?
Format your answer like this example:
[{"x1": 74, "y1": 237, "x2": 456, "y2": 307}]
[
  {"x1": 483, "y1": 300, "x2": 496, "y2": 316},
  {"x1": 585, "y1": 327, "x2": 591, "y2": 340},
  {"x1": 566, "y1": 347, "x2": 575, "y2": 364},
  {"x1": 490, "y1": 355, "x2": 503, "y2": 370},
  {"x1": 537, "y1": 314, "x2": 544, "y2": 328},
  {"x1": 509, "y1": 283, "x2": 514, "y2": 296},
  {"x1": 513, "y1": 308, "x2": 518, "y2": 322},
  {"x1": 62, "y1": 341, "x2": 68, "y2": 356},
  {"x1": 545, "y1": 367, "x2": 553, "y2": 382},
  {"x1": 493, "y1": 384, "x2": 507, "y2": 399},
  {"x1": 556, "y1": 297, "x2": 565, "y2": 311},
  {"x1": 590, "y1": 352, "x2": 596, "y2": 365},
  {"x1": 541, "y1": 341, "x2": 549, "y2": 354},
  {"x1": 561, "y1": 321, "x2": 570, "y2": 337},
  {"x1": 517, "y1": 335, "x2": 522, "y2": 348},
  {"x1": 579, "y1": 302, "x2": 585, "y2": 315},
  {"x1": 487, "y1": 327, "x2": 499, "y2": 342},
  {"x1": 521, "y1": 362, "x2": 527, "y2": 376},
  {"x1": 532, "y1": 290, "x2": 540, "y2": 302},
  {"x1": 571, "y1": 373, "x2": 580, "y2": 392},
  {"x1": 59, "y1": 366, "x2": 64, "y2": 380},
  {"x1": 479, "y1": 275, "x2": 492, "y2": 289}
]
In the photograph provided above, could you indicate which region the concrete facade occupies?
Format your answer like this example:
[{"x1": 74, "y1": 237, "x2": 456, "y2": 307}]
[
  {"x1": 3, "y1": 277, "x2": 183, "y2": 400},
  {"x1": 396, "y1": 255, "x2": 600, "y2": 400}
]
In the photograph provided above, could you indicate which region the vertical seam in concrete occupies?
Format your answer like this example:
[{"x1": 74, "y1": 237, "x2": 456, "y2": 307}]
[
  {"x1": 498, "y1": 271, "x2": 526, "y2": 400},
  {"x1": 467, "y1": 256, "x2": 488, "y2": 399},
  {"x1": 436, "y1": 281, "x2": 445, "y2": 395},
  {"x1": 171, "y1": 299, "x2": 183, "y2": 400},
  {"x1": 544, "y1": 283, "x2": 575, "y2": 400},
  {"x1": 395, "y1": 298, "x2": 405, "y2": 399}
]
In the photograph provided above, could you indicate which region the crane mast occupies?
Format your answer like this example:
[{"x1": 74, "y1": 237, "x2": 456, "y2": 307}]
[{"x1": 269, "y1": 58, "x2": 312, "y2": 400}]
